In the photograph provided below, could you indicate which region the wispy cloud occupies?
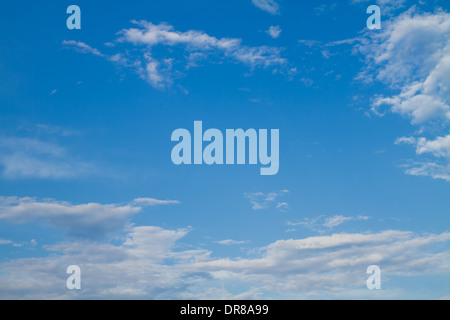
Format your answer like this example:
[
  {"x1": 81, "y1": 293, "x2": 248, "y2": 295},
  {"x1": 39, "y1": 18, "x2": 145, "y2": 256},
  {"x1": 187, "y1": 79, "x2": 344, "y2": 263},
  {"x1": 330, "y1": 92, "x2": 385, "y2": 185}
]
[
  {"x1": 323, "y1": 215, "x2": 370, "y2": 228},
  {"x1": 298, "y1": 40, "x2": 322, "y2": 48},
  {"x1": 216, "y1": 239, "x2": 249, "y2": 246},
  {"x1": 0, "y1": 239, "x2": 26, "y2": 247},
  {"x1": 132, "y1": 198, "x2": 180, "y2": 206},
  {"x1": 0, "y1": 137, "x2": 93, "y2": 179},
  {"x1": 244, "y1": 190, "x2": 289, "y2": 211},
  {"x1": 251, "y1": 0, "x2": 280, "y2": 15},
  {"x1": 0, "y1": 239, "x2": 14, "y2": 245},
  {"x1": 17, "y1": 124, "x2": 80, "y2": 138},
  {"x1": 395, "y1": 135, "x2": 450, "y2": 181},
  {"x1": 288, "y1": 215, "x2": 371, "y2": 232},
  {"x1": 62, "y1": 40, "x2": 105, "y2": 57},
  {"x1": 276, "y1": 202, "x2": 289, "y2": 211},
  {"x1": 401, "y1": 162, "x2": 450, "y2": 182},
  {"x1": 64, "y1": 20, "x2": 288, "y2": 89},
  {"x1": 33, "y1": 124, "x2": 80, "y2": 137}
]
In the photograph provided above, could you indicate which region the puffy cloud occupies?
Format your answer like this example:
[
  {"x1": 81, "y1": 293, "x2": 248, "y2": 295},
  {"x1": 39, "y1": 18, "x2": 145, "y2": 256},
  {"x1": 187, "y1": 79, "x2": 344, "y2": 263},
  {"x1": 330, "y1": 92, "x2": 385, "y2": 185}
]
[
  {"x1": 397, "y1": 134, "x2": 450, "y2": 157},
  {"x1": 267, "y1": 26, "x2": 282, "y2": 39},
  {"x1": 356, "y1": 9, "x2": 450, "y2": 121},
  {"x1": 360, "y1": 10, "x2": 450, "y2": 123},
  {"x1": 357, "y1": 9, "x2": 450, "y2": 181},
  {"x1": 416, "y1": 135, "x2": 450, "y2": 158}
]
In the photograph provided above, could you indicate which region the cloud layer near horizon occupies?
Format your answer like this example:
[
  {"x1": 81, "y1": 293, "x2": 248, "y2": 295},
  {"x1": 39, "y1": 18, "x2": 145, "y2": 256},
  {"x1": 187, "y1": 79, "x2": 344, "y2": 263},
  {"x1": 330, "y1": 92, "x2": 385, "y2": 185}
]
[{"x1": 0, "y1": 225, "x2": 448, "y2": 299}]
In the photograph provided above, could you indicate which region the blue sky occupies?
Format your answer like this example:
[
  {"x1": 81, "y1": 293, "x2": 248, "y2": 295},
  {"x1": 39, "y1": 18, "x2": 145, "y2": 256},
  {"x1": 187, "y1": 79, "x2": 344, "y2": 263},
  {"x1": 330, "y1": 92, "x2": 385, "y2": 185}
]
[{"x1": 0, "y1": 0, "x2": 449, "y2": 299}]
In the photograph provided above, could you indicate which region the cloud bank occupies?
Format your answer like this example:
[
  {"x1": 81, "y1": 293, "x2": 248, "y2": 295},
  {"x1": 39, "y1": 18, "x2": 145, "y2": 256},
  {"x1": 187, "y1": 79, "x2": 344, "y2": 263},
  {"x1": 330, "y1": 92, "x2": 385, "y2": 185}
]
[{"x1": 0, "y1": 227, "x2": 448, "y2": 299}]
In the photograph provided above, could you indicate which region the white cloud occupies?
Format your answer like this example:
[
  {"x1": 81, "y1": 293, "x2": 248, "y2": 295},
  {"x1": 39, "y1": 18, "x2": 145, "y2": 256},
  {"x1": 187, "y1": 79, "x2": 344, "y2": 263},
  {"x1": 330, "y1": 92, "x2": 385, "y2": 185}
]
[
  {"x1": 133, "y1": 198, "x2": 180, "y2": 206},
  {"x1": 401, "y1": 162, "x2": 450, "y2": 181},
  {"x1": 323, "y1": 215, "x2": 354, "y2": 228},
  {"x1": 0, "y1": 239, "x2": 23, "y2": 247},
  {"x1": 0, "y1": 228, "x2": 448, "y2": 299},
  {"x1": 119, "y1": 21, "x2": 287, "y2": 69},
  {"x1": 397, "y1": 134, "x2": 450, "y2": 159},
  {"x1": 0, "y1": 225, "x2": 203, "y2": 299},
  {"x1": 356, "y1": 9, "x2": 450, "y2": 181},
  {"x1": 289, "y1": 215, "x2": 371, "y2": 232},
  {"x1": 395, "y1": 134, "x2": 450, "y2": 181},
  {"x1": 415, "y1": 135, "x2": 450, "y2": 158},
  {"x1": 143, "y1": 55, "x2": 172, "y2": 88},
  {"x1": 287, "y1": 217, "x2": 323, "y2": 231},
  {"x1": 65, "y1": 21, "x2": 288, "y2": 89},
  {"x1": 267, "y1": 26, "x2": 282, "y2": 39},
  {"x1": 251, "y1": 0, "x2": 280, "y2": 15},
  {"x1": 230, "y1": 46, "x2": 286, "y2": 69},
  {"x1": 0, "y1": 239, "x2": 13, "y2": 245},
  {"x1": 372, "y1": 87, "x2": 450, "y2": 125},
  {"x1": 395, "y1": 136, "x2": 417, "y2": 145},
  {"x1": 323, "y1": 215, "x2": 370, "y2": 228},
  {"x1": 120, "y1": 21, "x2": 240, "y2": 49},
  {"x1": 244, "y1": 190, "x2": 289, "y2": 210},
  {"x1": 190, "y1": 230, "x2": 450, "y2": 296},
  {"x1": 0, "y1": 196, "x2": 179, "y2": 240},
  {"x1": 62, "y1": 40, "x2": 105, "y2": 57},
  {"x1": 358, "y1": 9, "x2": 450, "y2": 123},
  {"x1": 276, "y1": 202, "x2": 289, "y2": 211},
  {"x1": 216, "y1": 239, "x2": 249, "y2": 246},
  {"x1": 123, "y1": 226, "x2": 189, "y2": 261}
]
